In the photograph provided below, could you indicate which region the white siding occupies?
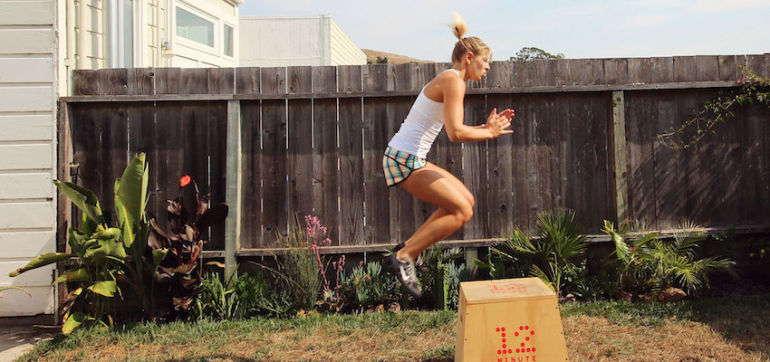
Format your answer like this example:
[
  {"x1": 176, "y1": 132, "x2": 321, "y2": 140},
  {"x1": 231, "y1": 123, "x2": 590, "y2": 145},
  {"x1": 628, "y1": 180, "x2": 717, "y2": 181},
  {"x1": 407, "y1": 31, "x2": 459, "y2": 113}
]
[
  {"x1": 329, "y1": 19, "x2": 366, "y2": 66},
  {"x1": 239, "y1": 16, "x2": 326, "y2": 67},
  {"x1": 239, "y1": 15, "x2": 364, "y2": 67},
  {"x1": 0, "y1": 0, "x2": 57, "y2": 317}
]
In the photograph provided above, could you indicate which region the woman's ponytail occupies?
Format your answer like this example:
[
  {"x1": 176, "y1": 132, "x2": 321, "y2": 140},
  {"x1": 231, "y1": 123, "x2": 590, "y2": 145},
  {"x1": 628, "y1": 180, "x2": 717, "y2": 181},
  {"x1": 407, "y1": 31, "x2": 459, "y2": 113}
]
[{"x1": 450, "y1": 13, "x2": 490, "y2": 63}]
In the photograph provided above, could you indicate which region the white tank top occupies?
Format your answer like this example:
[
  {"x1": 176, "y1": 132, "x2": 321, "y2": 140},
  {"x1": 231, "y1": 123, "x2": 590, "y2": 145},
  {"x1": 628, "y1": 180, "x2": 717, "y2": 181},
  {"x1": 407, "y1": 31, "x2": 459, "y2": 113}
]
[{"x1": 387, "y1": 69, "x2": 458, "y2": 158}]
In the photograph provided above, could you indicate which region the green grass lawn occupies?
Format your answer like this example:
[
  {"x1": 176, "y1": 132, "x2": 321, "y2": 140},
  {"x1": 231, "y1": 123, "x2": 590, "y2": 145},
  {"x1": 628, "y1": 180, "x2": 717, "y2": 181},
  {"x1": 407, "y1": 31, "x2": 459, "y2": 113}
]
[{"x1": 21, "y1": 293, "x2": 770, "y2": 361}]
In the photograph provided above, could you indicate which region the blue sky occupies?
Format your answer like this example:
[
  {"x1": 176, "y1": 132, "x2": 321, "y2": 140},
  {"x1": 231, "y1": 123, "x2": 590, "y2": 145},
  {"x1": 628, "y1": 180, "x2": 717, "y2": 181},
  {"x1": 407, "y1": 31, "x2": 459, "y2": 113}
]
[{"x1": 239, "y1": 0, "x2": 770, "y2": 62}]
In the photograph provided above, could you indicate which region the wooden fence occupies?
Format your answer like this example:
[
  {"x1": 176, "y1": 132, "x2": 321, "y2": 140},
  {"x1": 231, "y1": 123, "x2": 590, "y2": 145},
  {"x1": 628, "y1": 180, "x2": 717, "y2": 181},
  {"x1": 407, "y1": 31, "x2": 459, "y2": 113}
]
[{"x1": 59, "y1": 55, "x2": 770, "y2": 262}]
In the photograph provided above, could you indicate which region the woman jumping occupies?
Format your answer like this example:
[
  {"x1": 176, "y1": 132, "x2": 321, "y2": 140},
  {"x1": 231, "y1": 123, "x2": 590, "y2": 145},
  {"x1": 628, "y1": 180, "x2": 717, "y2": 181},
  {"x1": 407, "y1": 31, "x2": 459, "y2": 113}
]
[{"x1": 385, "y1": 14, "x2": 515, "y2": 297}]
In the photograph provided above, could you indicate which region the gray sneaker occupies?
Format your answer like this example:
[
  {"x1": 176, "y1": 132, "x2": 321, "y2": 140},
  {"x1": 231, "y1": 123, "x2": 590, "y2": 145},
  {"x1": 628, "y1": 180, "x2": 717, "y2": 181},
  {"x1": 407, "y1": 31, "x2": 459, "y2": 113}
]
[{"x1": 388, "y1": 252, "x2": 422, "y2": 297}]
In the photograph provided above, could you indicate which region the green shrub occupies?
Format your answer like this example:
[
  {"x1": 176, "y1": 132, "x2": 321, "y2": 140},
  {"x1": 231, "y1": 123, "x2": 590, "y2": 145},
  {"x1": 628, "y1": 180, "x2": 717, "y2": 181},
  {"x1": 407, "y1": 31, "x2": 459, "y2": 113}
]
[
  {"x1": 341, "y1": 261, "x2": 400, "y2": 311},
  {"x1": 232, "y1": 272, "x2": 293, "y2": 318},
  {"x1": 476, "y1": 209, "x2": 588, "y2": 298},
  {"x1": 420, "y1": 247, "x2": 471, "y2": 310},
  {"x1": 193, "y1": 272, "x2": 240, "y2": 321},
  {"x1": 602, "y1": 220, "x2": 735, "y2": 298}
]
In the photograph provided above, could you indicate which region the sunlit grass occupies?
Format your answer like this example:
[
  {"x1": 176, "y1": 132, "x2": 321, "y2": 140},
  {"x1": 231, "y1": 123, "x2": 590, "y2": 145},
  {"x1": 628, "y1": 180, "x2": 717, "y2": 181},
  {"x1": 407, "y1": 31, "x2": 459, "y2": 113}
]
[{"x1": 21, "y1": 294, "x2": 769, "y2": 361}]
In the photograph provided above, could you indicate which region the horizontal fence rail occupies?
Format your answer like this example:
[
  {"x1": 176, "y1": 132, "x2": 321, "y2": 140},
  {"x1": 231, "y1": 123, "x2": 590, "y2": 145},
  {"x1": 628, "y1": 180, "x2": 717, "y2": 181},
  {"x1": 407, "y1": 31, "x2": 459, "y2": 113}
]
[{"x1": 61, "y1": 55, "x2": 770, "y2": 255}]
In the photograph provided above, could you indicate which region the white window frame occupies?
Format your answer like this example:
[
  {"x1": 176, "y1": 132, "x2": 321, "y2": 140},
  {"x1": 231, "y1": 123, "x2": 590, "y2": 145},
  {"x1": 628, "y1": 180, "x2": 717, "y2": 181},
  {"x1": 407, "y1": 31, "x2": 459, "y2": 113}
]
[
  {"x1": 222, "y1": 21, "x2": 236, "y2": 60},
  {"x1": 174, "y1": 1, "x2": 219, "y2": 56}
]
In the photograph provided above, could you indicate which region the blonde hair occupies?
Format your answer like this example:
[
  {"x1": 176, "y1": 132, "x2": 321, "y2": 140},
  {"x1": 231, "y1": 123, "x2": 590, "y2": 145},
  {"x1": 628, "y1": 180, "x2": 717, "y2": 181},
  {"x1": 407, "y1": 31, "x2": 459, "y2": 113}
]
[{"x1": 451, "y1": 12, "x2": 490, "y2": 63}]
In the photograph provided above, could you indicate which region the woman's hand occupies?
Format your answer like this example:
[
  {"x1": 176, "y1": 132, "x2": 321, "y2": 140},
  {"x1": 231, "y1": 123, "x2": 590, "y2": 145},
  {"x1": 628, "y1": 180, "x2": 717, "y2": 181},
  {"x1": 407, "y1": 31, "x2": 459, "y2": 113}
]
[{"x1": 485, "y1": 108, "x2": 515, "y2": 137}]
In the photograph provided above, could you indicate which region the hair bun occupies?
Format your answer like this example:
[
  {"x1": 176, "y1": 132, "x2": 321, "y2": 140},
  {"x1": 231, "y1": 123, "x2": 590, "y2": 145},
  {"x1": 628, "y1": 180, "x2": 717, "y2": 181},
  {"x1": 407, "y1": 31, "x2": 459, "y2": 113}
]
[{"x1": 452, "y1": 12, "x2": 467, "y2": 40}]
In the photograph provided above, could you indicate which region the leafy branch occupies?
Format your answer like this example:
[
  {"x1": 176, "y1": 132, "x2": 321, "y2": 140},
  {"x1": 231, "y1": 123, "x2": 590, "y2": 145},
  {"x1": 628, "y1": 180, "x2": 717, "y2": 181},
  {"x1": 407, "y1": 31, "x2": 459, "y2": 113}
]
[{"x1": 658, "y1": 66, "x2": 770, "y2": 150}]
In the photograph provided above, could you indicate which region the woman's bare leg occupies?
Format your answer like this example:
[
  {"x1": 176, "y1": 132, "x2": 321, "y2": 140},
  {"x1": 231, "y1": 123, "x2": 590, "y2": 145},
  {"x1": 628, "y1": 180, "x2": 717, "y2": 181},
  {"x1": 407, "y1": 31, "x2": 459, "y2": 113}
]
[{"x1": 395, "y1": 162, "x2": 474, "y2": 260}]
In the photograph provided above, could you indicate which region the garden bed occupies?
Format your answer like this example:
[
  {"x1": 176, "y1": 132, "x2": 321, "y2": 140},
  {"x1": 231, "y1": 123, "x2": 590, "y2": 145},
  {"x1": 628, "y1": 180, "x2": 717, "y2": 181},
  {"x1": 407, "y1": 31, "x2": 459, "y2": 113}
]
[{"x1": 20, "y1": 293, "x2": 770, "y2": 361}]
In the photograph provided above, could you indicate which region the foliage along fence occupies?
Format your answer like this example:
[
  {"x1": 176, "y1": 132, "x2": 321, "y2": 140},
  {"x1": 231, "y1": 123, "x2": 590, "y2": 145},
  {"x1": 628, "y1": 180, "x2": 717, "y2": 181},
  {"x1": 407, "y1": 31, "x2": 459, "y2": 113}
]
[{"x1": 60, "y1": 54, "x2": 770, "y2": 255}]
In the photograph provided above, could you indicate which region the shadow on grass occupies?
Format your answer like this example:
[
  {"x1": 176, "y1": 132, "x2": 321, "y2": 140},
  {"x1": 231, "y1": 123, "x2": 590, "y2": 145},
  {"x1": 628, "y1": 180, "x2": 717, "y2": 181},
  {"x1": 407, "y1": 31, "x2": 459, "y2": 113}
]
[
  {"x1": 562, "y1": 292, "x2": 770, "y2": 357},
  {"x1": 166, "y1": 357, "x2": 255, "y2": 362}
]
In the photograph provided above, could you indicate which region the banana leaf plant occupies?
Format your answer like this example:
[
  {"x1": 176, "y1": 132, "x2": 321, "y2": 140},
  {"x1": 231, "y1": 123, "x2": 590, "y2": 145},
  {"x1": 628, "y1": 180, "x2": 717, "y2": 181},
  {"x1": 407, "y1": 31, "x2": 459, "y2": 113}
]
[
  {"x1": 149, "y1": 175, "x2": 228, "y2": 314},
  {"x1": 8, "y1": 153, "x2": 168, "y2": 334}
]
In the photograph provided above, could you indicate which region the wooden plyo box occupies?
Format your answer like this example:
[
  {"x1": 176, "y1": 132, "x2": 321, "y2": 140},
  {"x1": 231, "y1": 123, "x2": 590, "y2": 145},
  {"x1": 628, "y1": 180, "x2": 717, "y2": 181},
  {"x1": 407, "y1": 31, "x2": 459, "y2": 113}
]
[{"x1": 455, "y1": 277, "x2": 569, "y2": 362}]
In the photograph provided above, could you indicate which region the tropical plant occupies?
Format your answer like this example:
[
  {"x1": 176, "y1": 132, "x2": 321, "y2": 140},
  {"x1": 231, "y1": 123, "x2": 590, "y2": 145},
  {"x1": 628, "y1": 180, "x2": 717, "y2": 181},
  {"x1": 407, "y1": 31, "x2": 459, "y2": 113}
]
[
  {"x1": 150, "y1": 175, "x2": 228, "y2": 316},
  {"x1": 602, "y1": 220, "x2": 735, "y2": 298},
  {"x1": 8, "y1": 154, "x2": 161, "y2": 334},
  {"x1": 475, "y1": 209, "x2": 587, "y2": 297}
]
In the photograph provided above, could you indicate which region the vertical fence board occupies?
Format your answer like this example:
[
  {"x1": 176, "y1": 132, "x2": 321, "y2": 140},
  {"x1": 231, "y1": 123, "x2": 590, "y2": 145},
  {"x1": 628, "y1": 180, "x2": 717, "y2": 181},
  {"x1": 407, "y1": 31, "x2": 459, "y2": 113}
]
[
  {"x1": 628, "y1": 58, "x2": 652, "y2": 84},
  {"x1": 261, "y1": 67, "x2": 287, "y2": 95},
  {"x1": 311, "y1": 66, "x2": 339, "y2": 242},
  {"x1": 652, "y1": 90, "x2": 685, "y2": 229},
  {"x1": 651, "y1": 57, "x2": 674, "y2": 83},
  {"x1": 235, "y1": 67, "x2": 260, "y2": 95},
  {"x1": 390, "y1": 98, "x2": 418, "y2": 243},
  {"x1": 625, "y1": 91, "x2": 658, "y2": 228},
  {"x1": 363, "y1": 97, "x2": 392, "y2": 243},
  {"x1": 155, "y1": 68, "x2": 181, "y2": 94},
  {"x1": 486, "y1": 93, "x2": 514, "y2": 237},
  {"x1": 126, "y1": 102, "x2": 157, "y2": 216},
  {"x1": 179, "y1": 68, "x2": 209, "y2": 94},
  {"x1": 674, "y1": 56, "x2": 698, "y2": 82},
  {"x1": 260, "y1": 99, "x2": 287, "y2": 247},
  {"x1": 509, "y1": 94, "x2": 529, "y2": 230},
  {"x1": 745, "y1": 54, "x2": 768, "y2": 78},
  {"x1": 313, "y1": 97, "x2": 340, "y2": 244},
  {"x1": 98, "y1": 69, "x2": 128, "y2": 95},
  {"x1": 534, "y1": 95, "x2": 555, "y2": 222},
  {"x1": 462, "y1": 95, "x2": 488, "y2": 238},
  {"x1": 604, "y1": 59, "x2": 629, "y2": 85},
  {"x1": 70, "y1": 104, "x2": 103, "y2": 217},
  {"x1": 338, "y1": 66, "x2": 364, "y2": 245},
  {"x1": 102, "y1": 104, "x2": 128, "y2": 217},
  {"x1": 338, "y1": 97, "x2": 364, "y2": 245},
  {"x1": 487, "y1": 61, "x2": 514, "y2": 89},
  {"x1": 72, "y1": 70, "x2": 98, "y2": 95},
  {"x1": 287, "y1": 67, "x2": 313, "y2": 225},
  {"x1": 207, "y1": 102, "x2": 228, "y2": 250},
  {"x1": 338, "y1": 65, "x2": 362, "y2": 93},
  {"x1": 240, "y1": 101, "x2": 261, "y2": 248},
  {"x1": 208, "y1": 68, "x2": 234, "y2": 94},
  {"x1": 718, "y1": 55, "x2": 738, "y2": 82},
  {"x1": 695, "y1": 56, "x2": 719, "y2": 82},
  {"x1": 287, "y1": 99, "x2": 313, "y2": 225},
  {"x1": 127, "y1": 68, "x2": 155, "y2": 95}
]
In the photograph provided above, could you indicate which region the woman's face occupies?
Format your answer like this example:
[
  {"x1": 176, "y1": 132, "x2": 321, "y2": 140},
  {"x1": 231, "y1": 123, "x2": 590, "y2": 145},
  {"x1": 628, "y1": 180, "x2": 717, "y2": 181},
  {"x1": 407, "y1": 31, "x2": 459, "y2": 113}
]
[{"x1": 466, "y1": 50, "x2": 491, "y2": 81}]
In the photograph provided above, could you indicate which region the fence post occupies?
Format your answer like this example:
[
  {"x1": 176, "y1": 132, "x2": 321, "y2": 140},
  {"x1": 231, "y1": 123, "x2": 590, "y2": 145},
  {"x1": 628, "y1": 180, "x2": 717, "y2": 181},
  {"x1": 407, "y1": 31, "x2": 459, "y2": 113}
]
[
  {"x1": 225, "y1": 100, "x2": 243, "y2": 281},
  {"x1": 611, "y1": 90, "x2": 629, "y2": 224}
]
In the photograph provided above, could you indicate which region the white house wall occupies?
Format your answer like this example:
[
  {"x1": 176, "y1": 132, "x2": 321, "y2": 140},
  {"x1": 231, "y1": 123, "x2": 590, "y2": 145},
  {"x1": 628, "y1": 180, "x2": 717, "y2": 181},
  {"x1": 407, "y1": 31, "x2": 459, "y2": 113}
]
[
  {"x1": 0, "y1": 0, "x2": 59, "y2": 317},
  {"x1": 239, "y1": 15, "x2": 364, "y2": 67},
  {"x1": 239, "y1": 16, "x2": 325, "y2": 67},
  {"x1": 170, "y1": 0, "x2": 238, "y2": 67},
  {"x1": 329, "y1": 19, "x2": 365, "y2": 66}
]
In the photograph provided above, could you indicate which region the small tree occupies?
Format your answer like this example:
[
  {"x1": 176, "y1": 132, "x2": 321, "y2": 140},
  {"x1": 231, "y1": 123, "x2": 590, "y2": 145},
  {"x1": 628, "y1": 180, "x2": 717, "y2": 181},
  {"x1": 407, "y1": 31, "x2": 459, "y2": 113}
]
[{"x1": 511, "y1": 47, "x2": 565, "y2": 61}]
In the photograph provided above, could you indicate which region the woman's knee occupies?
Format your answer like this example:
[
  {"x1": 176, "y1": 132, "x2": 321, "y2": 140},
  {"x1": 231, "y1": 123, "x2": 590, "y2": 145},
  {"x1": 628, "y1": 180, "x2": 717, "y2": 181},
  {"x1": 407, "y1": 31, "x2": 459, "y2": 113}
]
[{"x1": 453, "y1": 200, "x2": 474, "y2": 224}]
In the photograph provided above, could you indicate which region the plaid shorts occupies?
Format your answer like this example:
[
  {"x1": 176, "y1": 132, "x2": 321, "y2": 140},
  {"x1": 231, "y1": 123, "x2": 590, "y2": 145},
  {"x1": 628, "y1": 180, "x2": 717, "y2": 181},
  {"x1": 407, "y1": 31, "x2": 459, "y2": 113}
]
[{"x1": 382, "y1": 146, "x2": 427, "y2": 187}]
